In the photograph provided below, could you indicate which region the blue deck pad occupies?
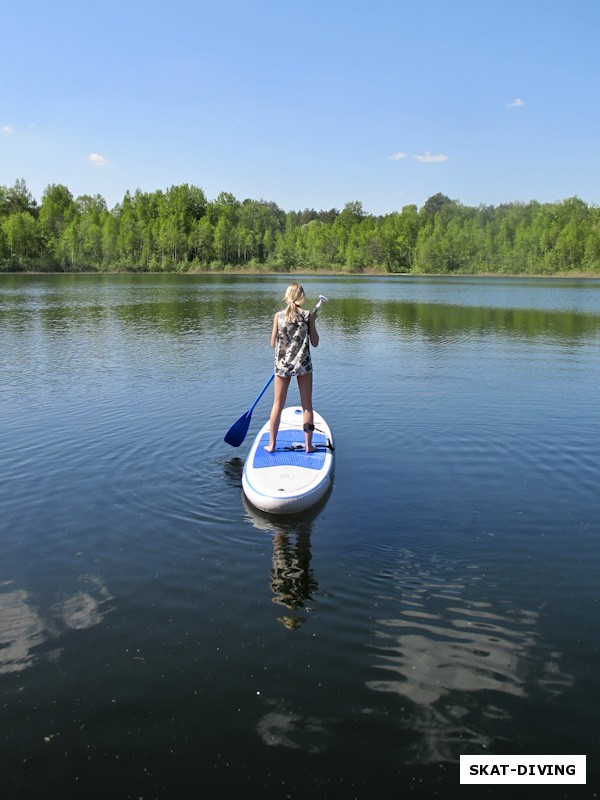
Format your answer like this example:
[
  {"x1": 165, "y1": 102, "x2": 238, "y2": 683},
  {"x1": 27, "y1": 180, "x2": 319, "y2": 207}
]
[{"x1": 253, "y1": 430, "x2": 327, "y2": 470}]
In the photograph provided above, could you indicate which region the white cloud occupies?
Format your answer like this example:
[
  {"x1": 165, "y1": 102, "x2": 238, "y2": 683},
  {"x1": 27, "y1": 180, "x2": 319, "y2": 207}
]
[
  {"x1": 413, "y1": 151, "x2": 449, "y2": 163},
  {"x1": 388, "y1": 151, "x2": 407, "y2": 161},
  {"x1": 507, "y1": 98, "x2": 525, "y2": 108},
  {"x1": 2, "y1": 124, "x2": 14, "y2": 134},
  {"x1": 88, "y1": 152, "x2": 109, "y2": 167}
]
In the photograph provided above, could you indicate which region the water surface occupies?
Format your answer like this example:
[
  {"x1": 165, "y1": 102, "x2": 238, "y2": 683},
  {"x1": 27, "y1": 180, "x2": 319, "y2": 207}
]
[{"x1": 1, "y1": 274, "x2": 599, "y2": 798}]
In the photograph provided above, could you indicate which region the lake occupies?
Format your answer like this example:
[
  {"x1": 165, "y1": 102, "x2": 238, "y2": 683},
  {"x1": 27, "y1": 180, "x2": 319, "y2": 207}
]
[{"x1": 1, "y1": 273, "x2": 599, "y2": 799}]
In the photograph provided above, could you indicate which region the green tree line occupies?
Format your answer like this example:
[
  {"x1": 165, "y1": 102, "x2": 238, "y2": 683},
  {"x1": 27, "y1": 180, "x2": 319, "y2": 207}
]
[{"x1": 1, "y1": 180, "x2": 599, "y2": 274}]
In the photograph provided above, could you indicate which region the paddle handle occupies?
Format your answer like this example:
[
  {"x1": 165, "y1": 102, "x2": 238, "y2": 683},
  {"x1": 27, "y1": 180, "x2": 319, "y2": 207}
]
[{"x1": 314, "y1": 294, "x2": 328, "y2": 317}]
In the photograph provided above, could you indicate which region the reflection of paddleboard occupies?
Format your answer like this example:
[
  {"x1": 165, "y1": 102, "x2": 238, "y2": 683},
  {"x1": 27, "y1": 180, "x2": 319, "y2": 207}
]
[{"x1": 242, "y1": 406, "x2": 334, "y2": 514}]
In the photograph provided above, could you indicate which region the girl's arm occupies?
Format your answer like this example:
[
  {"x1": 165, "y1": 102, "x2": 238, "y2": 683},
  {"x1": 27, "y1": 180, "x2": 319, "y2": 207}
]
[
  {"x1": 308, "y1": 312, "x2": 319, "y2": 347},
  {"x1": 270, "y1": 313, "x2": 279, "y2": 348}
]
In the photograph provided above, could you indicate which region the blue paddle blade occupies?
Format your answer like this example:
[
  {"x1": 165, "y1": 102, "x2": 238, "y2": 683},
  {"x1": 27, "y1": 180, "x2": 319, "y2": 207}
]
[
  {"x1": 224, "y1": 410, "x2": 252, "y2": 447},
  {"x1": 224, "y1": 374, "x2": 274, "y2": 447}
]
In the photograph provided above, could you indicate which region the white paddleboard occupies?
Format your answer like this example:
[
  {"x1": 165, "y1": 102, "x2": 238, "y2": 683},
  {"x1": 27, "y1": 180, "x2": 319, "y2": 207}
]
[{"x1": 242, "y1": 406, "x2": 334, "y2": 514}]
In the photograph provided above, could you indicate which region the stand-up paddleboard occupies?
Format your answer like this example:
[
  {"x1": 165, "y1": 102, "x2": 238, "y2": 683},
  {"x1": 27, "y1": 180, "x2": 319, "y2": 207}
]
[{"x1": 242, "y1": 406, "x2": 334, "y2": 514}]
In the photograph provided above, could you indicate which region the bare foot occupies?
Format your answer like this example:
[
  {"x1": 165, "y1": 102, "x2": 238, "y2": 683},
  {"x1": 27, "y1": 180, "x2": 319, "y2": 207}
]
[
  {"x1": 264, "y1": 445, "x2": 276, "y2": 453},
  {"x1": 305, "y1": 445, "x2": 317, "y2": 453}
]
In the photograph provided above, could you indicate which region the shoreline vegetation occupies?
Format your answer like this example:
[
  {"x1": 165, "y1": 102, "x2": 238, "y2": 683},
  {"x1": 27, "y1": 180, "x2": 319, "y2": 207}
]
[{"x1": 2, "y1": 179, "x2": 599, "y2": 276}]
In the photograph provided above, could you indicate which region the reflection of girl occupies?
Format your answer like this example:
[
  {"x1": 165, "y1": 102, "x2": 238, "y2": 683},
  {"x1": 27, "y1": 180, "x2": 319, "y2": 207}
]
[
  {"x1": 271, "y1": 531, "x2": 318, "y2": 629},
  {"x1": 265, "y1": 283, "x2": 319, "y2": 453}
]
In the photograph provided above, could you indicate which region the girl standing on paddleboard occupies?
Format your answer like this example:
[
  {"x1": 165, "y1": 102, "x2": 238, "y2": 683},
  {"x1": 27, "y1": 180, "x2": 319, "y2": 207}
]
[{"x1": 265, "y1": 283, "x2": 319, "y2": 453}]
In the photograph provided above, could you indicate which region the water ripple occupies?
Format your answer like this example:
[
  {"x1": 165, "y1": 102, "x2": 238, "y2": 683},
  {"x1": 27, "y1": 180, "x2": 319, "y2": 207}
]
[{"x1": 364, "y1": 550, "x2": 573, "y2": 763}]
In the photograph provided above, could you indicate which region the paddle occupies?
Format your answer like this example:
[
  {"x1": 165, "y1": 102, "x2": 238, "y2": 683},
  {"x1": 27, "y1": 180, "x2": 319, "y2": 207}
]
[{"x1": 224, "y1": 374, "x2": 274, "y2": 447}]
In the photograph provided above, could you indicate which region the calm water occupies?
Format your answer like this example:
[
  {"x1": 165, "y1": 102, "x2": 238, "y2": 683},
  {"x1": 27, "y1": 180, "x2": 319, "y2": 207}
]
[{"x1": 1, "y1": 273, "x2": 599, "y2": 799}]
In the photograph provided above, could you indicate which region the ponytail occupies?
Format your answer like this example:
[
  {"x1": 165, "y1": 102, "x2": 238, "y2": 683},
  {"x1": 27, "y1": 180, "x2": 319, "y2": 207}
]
[{"x1": 283, "y1": 283, "x2": 305, "y2": 325}]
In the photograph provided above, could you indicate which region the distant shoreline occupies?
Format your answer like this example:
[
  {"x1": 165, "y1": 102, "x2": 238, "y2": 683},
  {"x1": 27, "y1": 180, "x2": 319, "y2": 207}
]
[
  {"x1": 2, "y1": 182, "x2": 599, "y2": 276},
  {"x1": 4, "y1": 269, "x2": 600, "y2": 280}
]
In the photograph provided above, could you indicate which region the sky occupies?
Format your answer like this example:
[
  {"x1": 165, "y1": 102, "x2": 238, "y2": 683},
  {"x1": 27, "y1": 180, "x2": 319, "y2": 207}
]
[{"x1": 2, "y1": 0, "x2": 599, "y2": 215}]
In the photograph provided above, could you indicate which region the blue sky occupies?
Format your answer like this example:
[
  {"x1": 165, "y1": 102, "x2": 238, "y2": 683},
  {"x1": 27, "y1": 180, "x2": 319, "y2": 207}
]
[{"x1": 2, "y1": 0, "x2": 599, "y2": 214}]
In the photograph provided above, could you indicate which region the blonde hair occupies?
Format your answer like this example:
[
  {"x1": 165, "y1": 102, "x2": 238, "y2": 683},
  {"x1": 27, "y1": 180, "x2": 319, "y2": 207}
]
[{"x1": 284, "y1": 283, "x2": 305, "y2": 324}]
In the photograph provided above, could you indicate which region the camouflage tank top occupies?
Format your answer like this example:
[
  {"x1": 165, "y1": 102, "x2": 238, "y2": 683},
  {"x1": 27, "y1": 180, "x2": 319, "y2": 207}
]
[{"x1": 274, "y1": 309, "x2": 313, "y2": 377}]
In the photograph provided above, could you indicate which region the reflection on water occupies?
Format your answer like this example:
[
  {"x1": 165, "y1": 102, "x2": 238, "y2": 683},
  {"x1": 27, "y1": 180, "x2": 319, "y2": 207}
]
[
  {"x1": 0, "y1": 575, "x2": 114, "y2": 675},
  {"x1": 0, "y1": 588, "x2": 46, "y2": 675},
  {"x1": 3, "y1": 274, "x2": 600, "y2": 345},
  {"x1": 52, "y1": 574, "x2": 114, "y2": 630},
  {"x1": 372, "y1": 299, "x2": 600, "y2": 341},
  {"x1": 256, "y1": 707, "x2": 329, "y2": 753},
  {"x1": 243, "y1": 497, "x2": 325, "y2": 630},
  {"x1": 271, "y1": 530, "x2": 317, "y2": 617},
  {"x1": 366, "y1": 551, "x2": 573, "y2": 763}
]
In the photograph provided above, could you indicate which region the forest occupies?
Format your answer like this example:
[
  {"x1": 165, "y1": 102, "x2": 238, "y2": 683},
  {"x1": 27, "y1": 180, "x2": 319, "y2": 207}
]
[{"x1": 1, "y1": 178, "x2": 599, "y2": 275}]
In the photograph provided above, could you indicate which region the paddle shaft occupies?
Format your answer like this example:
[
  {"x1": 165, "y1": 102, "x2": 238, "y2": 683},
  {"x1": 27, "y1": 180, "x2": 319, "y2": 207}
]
[{"x1": 250, "y1": 373, "x2": 274, "y2": 412}]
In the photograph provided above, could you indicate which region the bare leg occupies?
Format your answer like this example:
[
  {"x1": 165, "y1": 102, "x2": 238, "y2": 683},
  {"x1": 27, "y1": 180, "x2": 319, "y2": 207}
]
[
  {"x1": 297, "y1": 372, "x2": 316, "y2": 452},
  {"x1": 265, "y1": 376, "x2": 290, "y2": 452}
]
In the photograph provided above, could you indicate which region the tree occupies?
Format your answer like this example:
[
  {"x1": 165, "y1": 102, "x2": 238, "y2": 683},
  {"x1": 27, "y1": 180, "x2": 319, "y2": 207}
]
[
  {"x1": 77, "y1": 194, "x2": 108, "y2": 268},
  {"x1": 421, "y1": 192, "x2": 453, "y2": 217},
  {"x1": 214, "y1": 216, "x2": 234, "y2": 264},
  {"x1": 392, "y1": 204, "x2": 419, "y2": 270},
  {"x1": 189, "y1": 216, "x2": 214, "y2": 264},
  {"x1": 1, "y1": 179, "x2": 37, "y2": 217},
  {"x1": 338, "y1": 201, "x2": 364, "y2": 227},
  {"x1": 102, "y1": 213, "x2": 120, "y2": 268},
  {"x1": 2, "y1": 211, "x2": 40, "y2": 263},
  {"x1": 39, "y1": 184, "x2": 76, "y2": 265},
  {"x1": 116, "y1": 192, "x2": 142, "y2": 266},
  {"x1": 163, "y1": 184, "x2": 207, "y2": 264}
]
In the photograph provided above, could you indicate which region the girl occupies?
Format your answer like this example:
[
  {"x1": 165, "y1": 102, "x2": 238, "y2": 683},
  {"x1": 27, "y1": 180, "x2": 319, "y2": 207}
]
[{"x1": 265, "y1": 283, "x2": 319, "y2": 453}]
